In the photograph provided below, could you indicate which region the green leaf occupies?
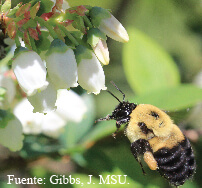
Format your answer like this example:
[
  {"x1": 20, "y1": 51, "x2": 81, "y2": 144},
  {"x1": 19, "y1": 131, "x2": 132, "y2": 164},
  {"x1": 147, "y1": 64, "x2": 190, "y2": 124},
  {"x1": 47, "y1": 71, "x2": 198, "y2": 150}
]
[
  {"x1": 35, "y1": 31, "x2": 51, "y2": 52},
  {"x1": 6, "y1": 3, "x2": 22, "y2": 17},
  {"x1": 31, "y1": 0, "x2": 54, "y2": 16},
  {"x1": 30, "y1": 2, "x2": 40, "y2": 19},
  {"x1": 22, "y1": 19, "x2": 37, "y2": 29},
  {"x1": 123, "y1": 28, "x2": 180, "y2": 95},
  {"x1": 15, "y1": 2, "x2": 31, "y2": 17},
  {"x1": 1, "y1": 0, "x2": 11, "y2": 14},
  {"x1": 81, "y1": 120, "x2": 117, "y2": 145},
  {"x1": 132, "y1": 84, "x2": 202, "y2": 111}
]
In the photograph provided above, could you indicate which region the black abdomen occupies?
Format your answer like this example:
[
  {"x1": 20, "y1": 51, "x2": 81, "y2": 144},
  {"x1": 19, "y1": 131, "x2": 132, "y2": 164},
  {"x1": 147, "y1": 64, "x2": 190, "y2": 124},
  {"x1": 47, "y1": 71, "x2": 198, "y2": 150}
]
[{"x1": 153, "y1": 137, "x2": 196, "y2": 186}]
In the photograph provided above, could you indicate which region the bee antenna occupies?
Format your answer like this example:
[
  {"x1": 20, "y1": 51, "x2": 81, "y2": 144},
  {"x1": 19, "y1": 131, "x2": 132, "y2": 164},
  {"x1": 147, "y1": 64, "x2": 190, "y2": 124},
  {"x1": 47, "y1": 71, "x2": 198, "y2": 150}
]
[
  {"x1": 107, "y1": 90, "x2": 121, "y2": 103},
  {"x1": 110, "y1": 81, "x2": 125, "y2": 101}
]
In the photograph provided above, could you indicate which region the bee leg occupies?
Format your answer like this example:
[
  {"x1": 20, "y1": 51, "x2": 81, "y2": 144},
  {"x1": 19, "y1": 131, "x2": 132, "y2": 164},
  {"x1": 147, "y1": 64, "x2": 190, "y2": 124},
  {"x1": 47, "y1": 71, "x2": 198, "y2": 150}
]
[
  {"x1": 131, "y1": 139, "x2": 153, "y2": 175},
  {"x1": 140, "y1": 163, "x2": 146, "y2": 175},
  {"x1": 95, "y1": 114, "x2": 113, "y2": 123},
  {"x1": 113, "y1": 117, "x2": 130, "y2": 137},
  {"x1": 137, "y1": 158, "x2": 146, "y2": 175},
  {"x1": 112, "y1": 122, "x2": 121, "y2": 137}
]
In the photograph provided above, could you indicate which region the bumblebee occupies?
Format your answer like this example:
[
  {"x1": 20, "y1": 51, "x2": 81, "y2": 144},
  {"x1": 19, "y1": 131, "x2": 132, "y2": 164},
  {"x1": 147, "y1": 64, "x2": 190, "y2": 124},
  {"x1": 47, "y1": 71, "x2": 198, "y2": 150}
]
[{"x1": 97, "y1": 82, "x2": 196, "y2": 187}]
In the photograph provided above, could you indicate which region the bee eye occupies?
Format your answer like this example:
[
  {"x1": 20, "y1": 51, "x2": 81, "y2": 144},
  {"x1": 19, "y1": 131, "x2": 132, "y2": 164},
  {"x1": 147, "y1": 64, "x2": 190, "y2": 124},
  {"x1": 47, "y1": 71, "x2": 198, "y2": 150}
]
[{"x1": 151, "y1": 111, "x2": 159, "y2": 119}]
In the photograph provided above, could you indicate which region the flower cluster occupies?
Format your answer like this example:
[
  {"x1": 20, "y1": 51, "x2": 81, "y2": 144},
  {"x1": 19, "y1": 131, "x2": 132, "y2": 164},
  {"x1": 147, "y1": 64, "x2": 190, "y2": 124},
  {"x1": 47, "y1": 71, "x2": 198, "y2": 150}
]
[
  {"x1": 14, "y1": 90, "x2": 87, "y2": 138},
  {"x1": 0, "y1": 0, "x2": 129, "y2": 153},
  {"x1": 0, "y1": 67, "x2": 87, "y2": 150},
  {"x1": 0, "y1": 0, "x2": 129, "y2": 113}
]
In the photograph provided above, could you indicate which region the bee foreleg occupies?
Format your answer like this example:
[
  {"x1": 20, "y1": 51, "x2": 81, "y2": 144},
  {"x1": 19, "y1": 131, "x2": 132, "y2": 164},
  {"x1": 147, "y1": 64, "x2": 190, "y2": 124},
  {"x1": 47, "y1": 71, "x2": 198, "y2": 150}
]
[
  {"x1": 95, "y1": 115, "x2": 113, "y2": 123},
  {"x1": 112, "y1": 122, "x2": 121, "y2": 137}
]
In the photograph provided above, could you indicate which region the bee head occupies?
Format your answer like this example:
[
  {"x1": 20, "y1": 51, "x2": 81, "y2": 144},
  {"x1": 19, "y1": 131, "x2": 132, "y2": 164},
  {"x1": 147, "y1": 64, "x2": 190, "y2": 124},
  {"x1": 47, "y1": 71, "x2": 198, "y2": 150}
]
[
  {"x1": 96, "y1": 81, "x2": 136, "y2": 123},
  {"x1": 111, "y1": 101, "x2": 137, "y2": 121}
]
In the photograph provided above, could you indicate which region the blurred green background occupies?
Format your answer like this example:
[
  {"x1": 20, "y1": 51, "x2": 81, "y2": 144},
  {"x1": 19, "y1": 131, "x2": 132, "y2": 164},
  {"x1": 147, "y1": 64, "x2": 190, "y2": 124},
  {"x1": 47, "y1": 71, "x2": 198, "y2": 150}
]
[{"x1": 1, "y1": 0, "x2": 202, "y2": 187}]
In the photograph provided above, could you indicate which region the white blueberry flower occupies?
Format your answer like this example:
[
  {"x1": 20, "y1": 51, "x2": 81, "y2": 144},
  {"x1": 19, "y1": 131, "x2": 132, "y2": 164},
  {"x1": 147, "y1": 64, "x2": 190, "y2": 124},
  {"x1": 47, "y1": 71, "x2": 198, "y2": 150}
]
[
  {"x1": 40, "y1": 90, "x2": 87, "y2": 137},
  {"x1": 41, "y1": 111, "x2": 66, "y2": 138},
  {"x1": 90, "y1": 7, "x2": 129, "y2": 43},
  {"x1": 13, "y1": 90, "x2": 87, "y2": 138},
  {"x1": 46, "y1": 39, "x2": 78, "y2": 90},
  {"x1": 12, "y1": 50, "x2": 48, "y2": 96},
  {"x1": 99, "y1": 14, "x2": 129, "y2": 43},
  {"x1": 93, "y1": 39, "x2": 109, "y2": 65},
  {"x1": 75, "y1": 45, "x2": 107, "y2": 94},
  {"x1": 13, "y1": 89, "x2": 87, "y2": 138},
  {"x1": 87, "y1": 28, "x2": 109, "y2": 65},
  {"x1": 55, "y1": 89, "x2": 87, "y2": 123},
  {"x1": 13, "y1": 98, "x2": 44, "y2": 134},
  {"x1": 14, "y1": 98, "x2": 65, "y2": 137},
  {"x1": 27, "y1": 79, "x2": 57, "y2": 113},
  {"x1": 0, "y1": 114, "x2": 24, "y2": 151}
]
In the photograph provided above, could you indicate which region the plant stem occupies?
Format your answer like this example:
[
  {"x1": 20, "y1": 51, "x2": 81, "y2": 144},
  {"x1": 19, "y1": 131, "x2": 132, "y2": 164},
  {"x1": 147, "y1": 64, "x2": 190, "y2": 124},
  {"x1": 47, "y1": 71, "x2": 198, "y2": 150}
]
[
  {"x1": 57, "y1": 24, "x2": 79, "y2": 46},
  {"x1": 83, "y1": 15, "x2": 93, "y2": 28},
  {"x1": 35, "y1": 17, "x2": 58, "y2": 39}
]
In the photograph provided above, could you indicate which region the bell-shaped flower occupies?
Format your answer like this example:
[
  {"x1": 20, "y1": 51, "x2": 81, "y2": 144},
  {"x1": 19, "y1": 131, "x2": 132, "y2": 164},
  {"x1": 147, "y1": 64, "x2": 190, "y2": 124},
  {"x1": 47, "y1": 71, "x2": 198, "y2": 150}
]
[
  {"x1": 55, "y1": 89, "x2": 87, "y2": 123},
  {"x1": 39, "y1": 90, "x2": 87, "y2": 138},
  {"x1": 87, "y1": 28, "x2": 109, "y2": 65},
  {"x1": 93, "y1": 39, "x2": 109, "y2": 65},
  {"x1": 0, "y1": 70, "x2": 16, "y2": 109},
  {"x1": 27, "y1": 79, "x2": 57, "y2": 113},
  {"x1": 13, "y1": 98, "x2": 66, "y2": 138},
  {"x1": 13, "y1": 89, "x2": 87, "y2": 138},
  {"x1": 75, "y1": 45, "x2": 107, "y2": 94},
  {"x1": 12, "y1": 49, "x2": 48, "y2": 96},
  {"x1": 46, "y1": 39, "x2": 78, "y2": 90},
  {"x1": 0, "y1": 111, "x2": 24, "y2": 151},
  {"x1": 90, "y1": 7, "x2": 129, "y2": 43},
  {"x1": 13, "y1": 98, "x2": 44, "y2": 134},
  {"x1": 41, "y1": 111, "x2": 66, "y2": 138}
]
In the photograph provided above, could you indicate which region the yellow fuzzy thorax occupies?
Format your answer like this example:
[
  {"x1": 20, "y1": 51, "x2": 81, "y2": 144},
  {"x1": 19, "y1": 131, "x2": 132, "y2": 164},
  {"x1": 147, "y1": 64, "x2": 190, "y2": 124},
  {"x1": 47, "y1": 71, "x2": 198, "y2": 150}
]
[{"x1": 126, "y1": 104, "x2": 185, "y2": 152}]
